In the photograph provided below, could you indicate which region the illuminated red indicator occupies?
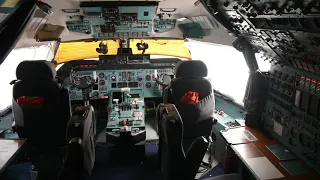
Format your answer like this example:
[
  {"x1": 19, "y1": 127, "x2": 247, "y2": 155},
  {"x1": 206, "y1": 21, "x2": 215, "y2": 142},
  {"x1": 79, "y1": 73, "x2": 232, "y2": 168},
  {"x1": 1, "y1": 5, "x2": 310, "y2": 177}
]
[
  {"x1": 312, "y1": 80, "x2": 317, "y2": 83},
  {"x1": 16, "y1": 96, "x2": 44, "y2": 106},
  {"x1": 306, "y1": 78, "x2": 311, "y2": 81}
]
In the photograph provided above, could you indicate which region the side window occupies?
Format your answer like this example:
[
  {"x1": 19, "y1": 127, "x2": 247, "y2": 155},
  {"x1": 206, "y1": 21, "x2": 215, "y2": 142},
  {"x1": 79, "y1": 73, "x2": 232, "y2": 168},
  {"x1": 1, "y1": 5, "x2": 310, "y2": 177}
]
[
  {"x1": 255, "y1": 54, "x2": 271, "y2": 72},
  {"x1": 188, "y1": 40, "x2": 249, "y2": 105},
  {"x1": 0, "y1": 45, "x2": 53, "y2": 110}
]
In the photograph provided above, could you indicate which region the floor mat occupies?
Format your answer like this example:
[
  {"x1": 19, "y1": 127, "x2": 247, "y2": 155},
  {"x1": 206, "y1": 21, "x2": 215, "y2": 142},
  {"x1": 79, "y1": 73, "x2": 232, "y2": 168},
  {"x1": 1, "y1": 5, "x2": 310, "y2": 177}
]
[
  {"x1": 199, "y1": 164, "x2": 225, "y2": 180},
  {"x1": 91, "y1": 144, "x2": 162, "y2": 180}
]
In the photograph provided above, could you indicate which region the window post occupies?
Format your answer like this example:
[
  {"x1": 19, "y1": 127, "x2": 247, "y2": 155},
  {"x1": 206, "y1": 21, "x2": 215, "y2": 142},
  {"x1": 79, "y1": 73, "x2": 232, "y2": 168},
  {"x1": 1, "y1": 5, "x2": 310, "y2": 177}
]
[{"x1": 233, "y1": 37, "x2": 268, "y2": 128}]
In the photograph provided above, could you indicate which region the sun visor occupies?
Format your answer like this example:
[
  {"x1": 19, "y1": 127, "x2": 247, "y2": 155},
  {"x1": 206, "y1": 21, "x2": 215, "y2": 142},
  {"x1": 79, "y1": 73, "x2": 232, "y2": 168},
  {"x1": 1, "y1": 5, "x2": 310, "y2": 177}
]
[
  {"x1": 54, "y1": 39, "x2": 191, "y2": 64},
  {"x1": 54, "y1": 40, "x2": 121, "y2": 64},
  {"x1": 130, "y1": 39, "x2": 191, "y2": 60}
]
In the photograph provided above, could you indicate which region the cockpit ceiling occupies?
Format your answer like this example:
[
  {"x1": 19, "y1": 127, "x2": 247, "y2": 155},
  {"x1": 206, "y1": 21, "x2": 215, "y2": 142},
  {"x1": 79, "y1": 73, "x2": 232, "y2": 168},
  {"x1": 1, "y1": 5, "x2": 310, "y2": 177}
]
[
  {"x1": 54, "y1": 39, "x2": 191, "y2": 64},
  {"x1": 11, "y1": 0, "x2": 236, "y2": 48}
]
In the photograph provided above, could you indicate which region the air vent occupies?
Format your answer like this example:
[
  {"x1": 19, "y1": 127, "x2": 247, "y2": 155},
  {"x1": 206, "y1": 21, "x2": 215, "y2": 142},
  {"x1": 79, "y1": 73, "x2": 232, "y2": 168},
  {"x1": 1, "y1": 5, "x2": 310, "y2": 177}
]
[{"x1": 190, "y1": 16, "x2": 215, "y2": 29}]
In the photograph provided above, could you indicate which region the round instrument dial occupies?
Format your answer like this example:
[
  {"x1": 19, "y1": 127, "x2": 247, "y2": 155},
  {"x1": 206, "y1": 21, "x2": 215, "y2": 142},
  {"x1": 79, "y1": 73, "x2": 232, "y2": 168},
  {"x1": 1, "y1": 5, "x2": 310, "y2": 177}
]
[
  {"x1": 308, "y1": 140, "x2": 317, "y2": 153},
  {"x1": 74, "y1": 77, "x2": 80, "y2": 85},
  {"x1": 291, "y1": 127, "x2": 299, "y2": 138},
  {"x1": 146, "y1": 75, "x2": 151, "y2": 81},
  {"x1": 111, "y1": 75, "x2": 117, "y2": 81},
  {"x1": 299, "y1": 133, "x2": 309, "y2": 146},
  {"x1": 99, "y1": 72, "x2": 105, "y2": 79},
  {"x1": 85, "y1": 76, "x2": 93, "y2": 85},
  {"x1": 146, "y1": 82, "x2": 151, "y2": 88},
  {"x1": 93, "y1": 92, "x2": 99, "y2": 97},
  {"x1": 289, "y1": 138, "x2": 298, "y2": 146},
  {"x1": 99, "y1": 80, "x2": 105, "y2": 86}
]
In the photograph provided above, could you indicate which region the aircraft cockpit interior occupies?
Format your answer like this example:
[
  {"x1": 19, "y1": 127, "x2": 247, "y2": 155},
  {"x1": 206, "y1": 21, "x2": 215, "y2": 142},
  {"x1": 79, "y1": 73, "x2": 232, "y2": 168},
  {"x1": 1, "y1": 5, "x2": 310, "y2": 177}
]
[{"x1": 2, "y1": 0, "x2": 320, "y2": 180}]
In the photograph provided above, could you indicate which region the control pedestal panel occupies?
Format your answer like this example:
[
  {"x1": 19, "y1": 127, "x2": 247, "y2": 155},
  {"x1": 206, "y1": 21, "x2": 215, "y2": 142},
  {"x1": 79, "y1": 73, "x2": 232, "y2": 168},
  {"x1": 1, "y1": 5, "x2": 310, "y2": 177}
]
[{"x1": 106, "y1": 89, "x2": 146, "y2": 145}]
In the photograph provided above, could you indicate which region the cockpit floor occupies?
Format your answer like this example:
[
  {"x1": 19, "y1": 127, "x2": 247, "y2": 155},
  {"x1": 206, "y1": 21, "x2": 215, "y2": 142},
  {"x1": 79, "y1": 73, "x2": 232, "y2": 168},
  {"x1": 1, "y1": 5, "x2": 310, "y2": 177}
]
[
  {"x1": 92, "y1": 144, "x2": 224, "y2": 180},
  {"x1": 92, "y1": 144, "x2": 162, "y2": 180}
]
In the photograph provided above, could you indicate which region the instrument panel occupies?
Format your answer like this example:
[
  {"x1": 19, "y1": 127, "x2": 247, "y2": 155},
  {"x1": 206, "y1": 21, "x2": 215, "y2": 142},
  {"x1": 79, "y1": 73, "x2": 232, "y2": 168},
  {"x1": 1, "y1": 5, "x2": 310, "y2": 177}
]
[
  {"x1": 64, "y1": 68, "x2": 174, "y2": 100},
  {"x1": 205, "y1": 0, "x2": 320, "y2": 173},
  {"x1": 263, "y1": 65, "x2": 320, "y2": 172}
]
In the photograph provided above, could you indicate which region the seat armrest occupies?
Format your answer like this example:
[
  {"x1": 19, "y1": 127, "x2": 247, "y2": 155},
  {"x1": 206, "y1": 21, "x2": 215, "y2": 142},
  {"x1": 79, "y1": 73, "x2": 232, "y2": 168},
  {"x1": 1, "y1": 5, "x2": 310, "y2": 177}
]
[{"x1": 184, "y1": 136, "x2": 209, "y2": 180}]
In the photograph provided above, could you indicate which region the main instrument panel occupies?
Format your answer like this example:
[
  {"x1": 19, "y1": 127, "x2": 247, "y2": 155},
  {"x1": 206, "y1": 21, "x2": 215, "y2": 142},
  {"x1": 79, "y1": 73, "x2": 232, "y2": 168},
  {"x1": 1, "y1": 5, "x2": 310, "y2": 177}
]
[
  {"x1": 65, "y1": 1, "x2": 176, "y2": 39},
  {"x1": 64, "y1": 68, "x2": 173, "y2": 101}
]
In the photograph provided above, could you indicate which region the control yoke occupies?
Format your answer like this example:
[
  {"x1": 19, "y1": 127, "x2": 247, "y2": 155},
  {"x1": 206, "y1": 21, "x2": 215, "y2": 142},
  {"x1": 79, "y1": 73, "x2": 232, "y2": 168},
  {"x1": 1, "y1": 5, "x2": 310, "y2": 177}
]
[
  {"x1": 153, "y1": 70, "x2": 171, "y2": 87},
  {"x1": 70, "y1": 69, "x2": 97, "y2": 105}
]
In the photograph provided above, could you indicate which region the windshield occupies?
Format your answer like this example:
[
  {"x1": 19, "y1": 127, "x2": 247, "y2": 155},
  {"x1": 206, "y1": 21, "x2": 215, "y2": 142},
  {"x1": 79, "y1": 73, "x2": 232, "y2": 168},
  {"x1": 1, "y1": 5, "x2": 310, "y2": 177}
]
[{"x1": 0, "y1": 40, "x2": 268, "y2": 110}]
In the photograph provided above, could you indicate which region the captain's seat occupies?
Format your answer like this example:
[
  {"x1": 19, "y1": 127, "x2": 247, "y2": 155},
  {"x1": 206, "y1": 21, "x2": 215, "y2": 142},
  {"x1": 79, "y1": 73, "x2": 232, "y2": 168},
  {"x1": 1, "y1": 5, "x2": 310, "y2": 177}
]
[
  {"x1": 12, "y1": 60, "x2": 71, "y2": 179},
  {"x1": 164, "y1": 60, "x2": 215, "y2": 150}
]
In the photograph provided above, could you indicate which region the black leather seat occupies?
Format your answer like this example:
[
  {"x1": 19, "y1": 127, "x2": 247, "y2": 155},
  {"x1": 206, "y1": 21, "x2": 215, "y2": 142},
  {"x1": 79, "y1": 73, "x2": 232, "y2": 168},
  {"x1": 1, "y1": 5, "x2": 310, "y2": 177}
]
[
  {"x1": 158, "y1": 104, "x2": 208, "y2": 180},
  {"x1": 58, "y1": 105, "x2": 96, "y2": 180},
  {"x1": 163, "y1": 60, "x2": 215, "y2": 150},
  {"x1": 12, "y1": 60, "x2": 71, "y2": 179}
]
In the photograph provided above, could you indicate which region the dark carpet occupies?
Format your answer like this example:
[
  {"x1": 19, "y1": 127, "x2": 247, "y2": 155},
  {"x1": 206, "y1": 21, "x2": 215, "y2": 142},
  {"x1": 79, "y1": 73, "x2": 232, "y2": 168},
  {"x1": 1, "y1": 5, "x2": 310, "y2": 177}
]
[{"x1": 3, "y1": 144, "x2": 224, "y2": 180}]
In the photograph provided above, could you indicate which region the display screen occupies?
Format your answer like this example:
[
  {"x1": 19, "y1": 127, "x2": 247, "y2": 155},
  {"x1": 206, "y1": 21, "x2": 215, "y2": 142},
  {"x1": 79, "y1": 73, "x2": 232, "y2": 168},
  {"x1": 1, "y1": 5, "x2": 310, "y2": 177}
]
[
  {"x1": 112, "y1": 92, "x2": 123, "y2": 103},
  {"x1": 118, "y1": 48, "x2": 132, "y2": 55},
  {"x1": 130, "y1": 94, "x2": 140, "y2": 98},
  {"x1": 93, "y1": 84, "x2": 98, "y2": 90}
]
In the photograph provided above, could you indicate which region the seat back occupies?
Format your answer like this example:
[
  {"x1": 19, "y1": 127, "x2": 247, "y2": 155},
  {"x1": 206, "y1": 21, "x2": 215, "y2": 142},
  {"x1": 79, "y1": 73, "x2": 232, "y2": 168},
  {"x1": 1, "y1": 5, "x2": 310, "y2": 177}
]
[
  {"x1": 167, "y1": 60, "x2": 215, "y2": 139},
  {"x1": 12, "y1": 60, "x2": 70, "y2": 149},
  {"x1": 158, "y1": 104, "x2": 185, "y2": 180},
  {"x1": 58, "y1": 105, "x2": 96, "y2": 180},
  {"x1": 158, "y1": 104, "x2": 209, "y2": 180}
]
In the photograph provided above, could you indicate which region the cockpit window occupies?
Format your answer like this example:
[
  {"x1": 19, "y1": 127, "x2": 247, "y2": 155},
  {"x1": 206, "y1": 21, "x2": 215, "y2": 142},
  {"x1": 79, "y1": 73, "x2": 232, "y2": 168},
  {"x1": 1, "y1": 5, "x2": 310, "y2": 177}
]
[
  {"x1": 188, "y1": 40, "x2": 249, "y2": 105},
  {"x1": 0, "y1": 44, "x2": 53, "y2": 110},
  {"x1": 255, "y1": 54, "x2": 271, "y2": 72}
]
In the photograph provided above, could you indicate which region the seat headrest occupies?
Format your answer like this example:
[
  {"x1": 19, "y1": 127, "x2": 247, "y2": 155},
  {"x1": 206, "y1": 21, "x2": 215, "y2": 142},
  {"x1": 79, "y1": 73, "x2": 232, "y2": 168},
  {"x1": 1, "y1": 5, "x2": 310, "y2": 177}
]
[
  {"x1": 175, "y1": 61, "x2": 208, "y2": 78},
  {"x1": 16, "y1": 60, "x2": 56, "y2": 80}
]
